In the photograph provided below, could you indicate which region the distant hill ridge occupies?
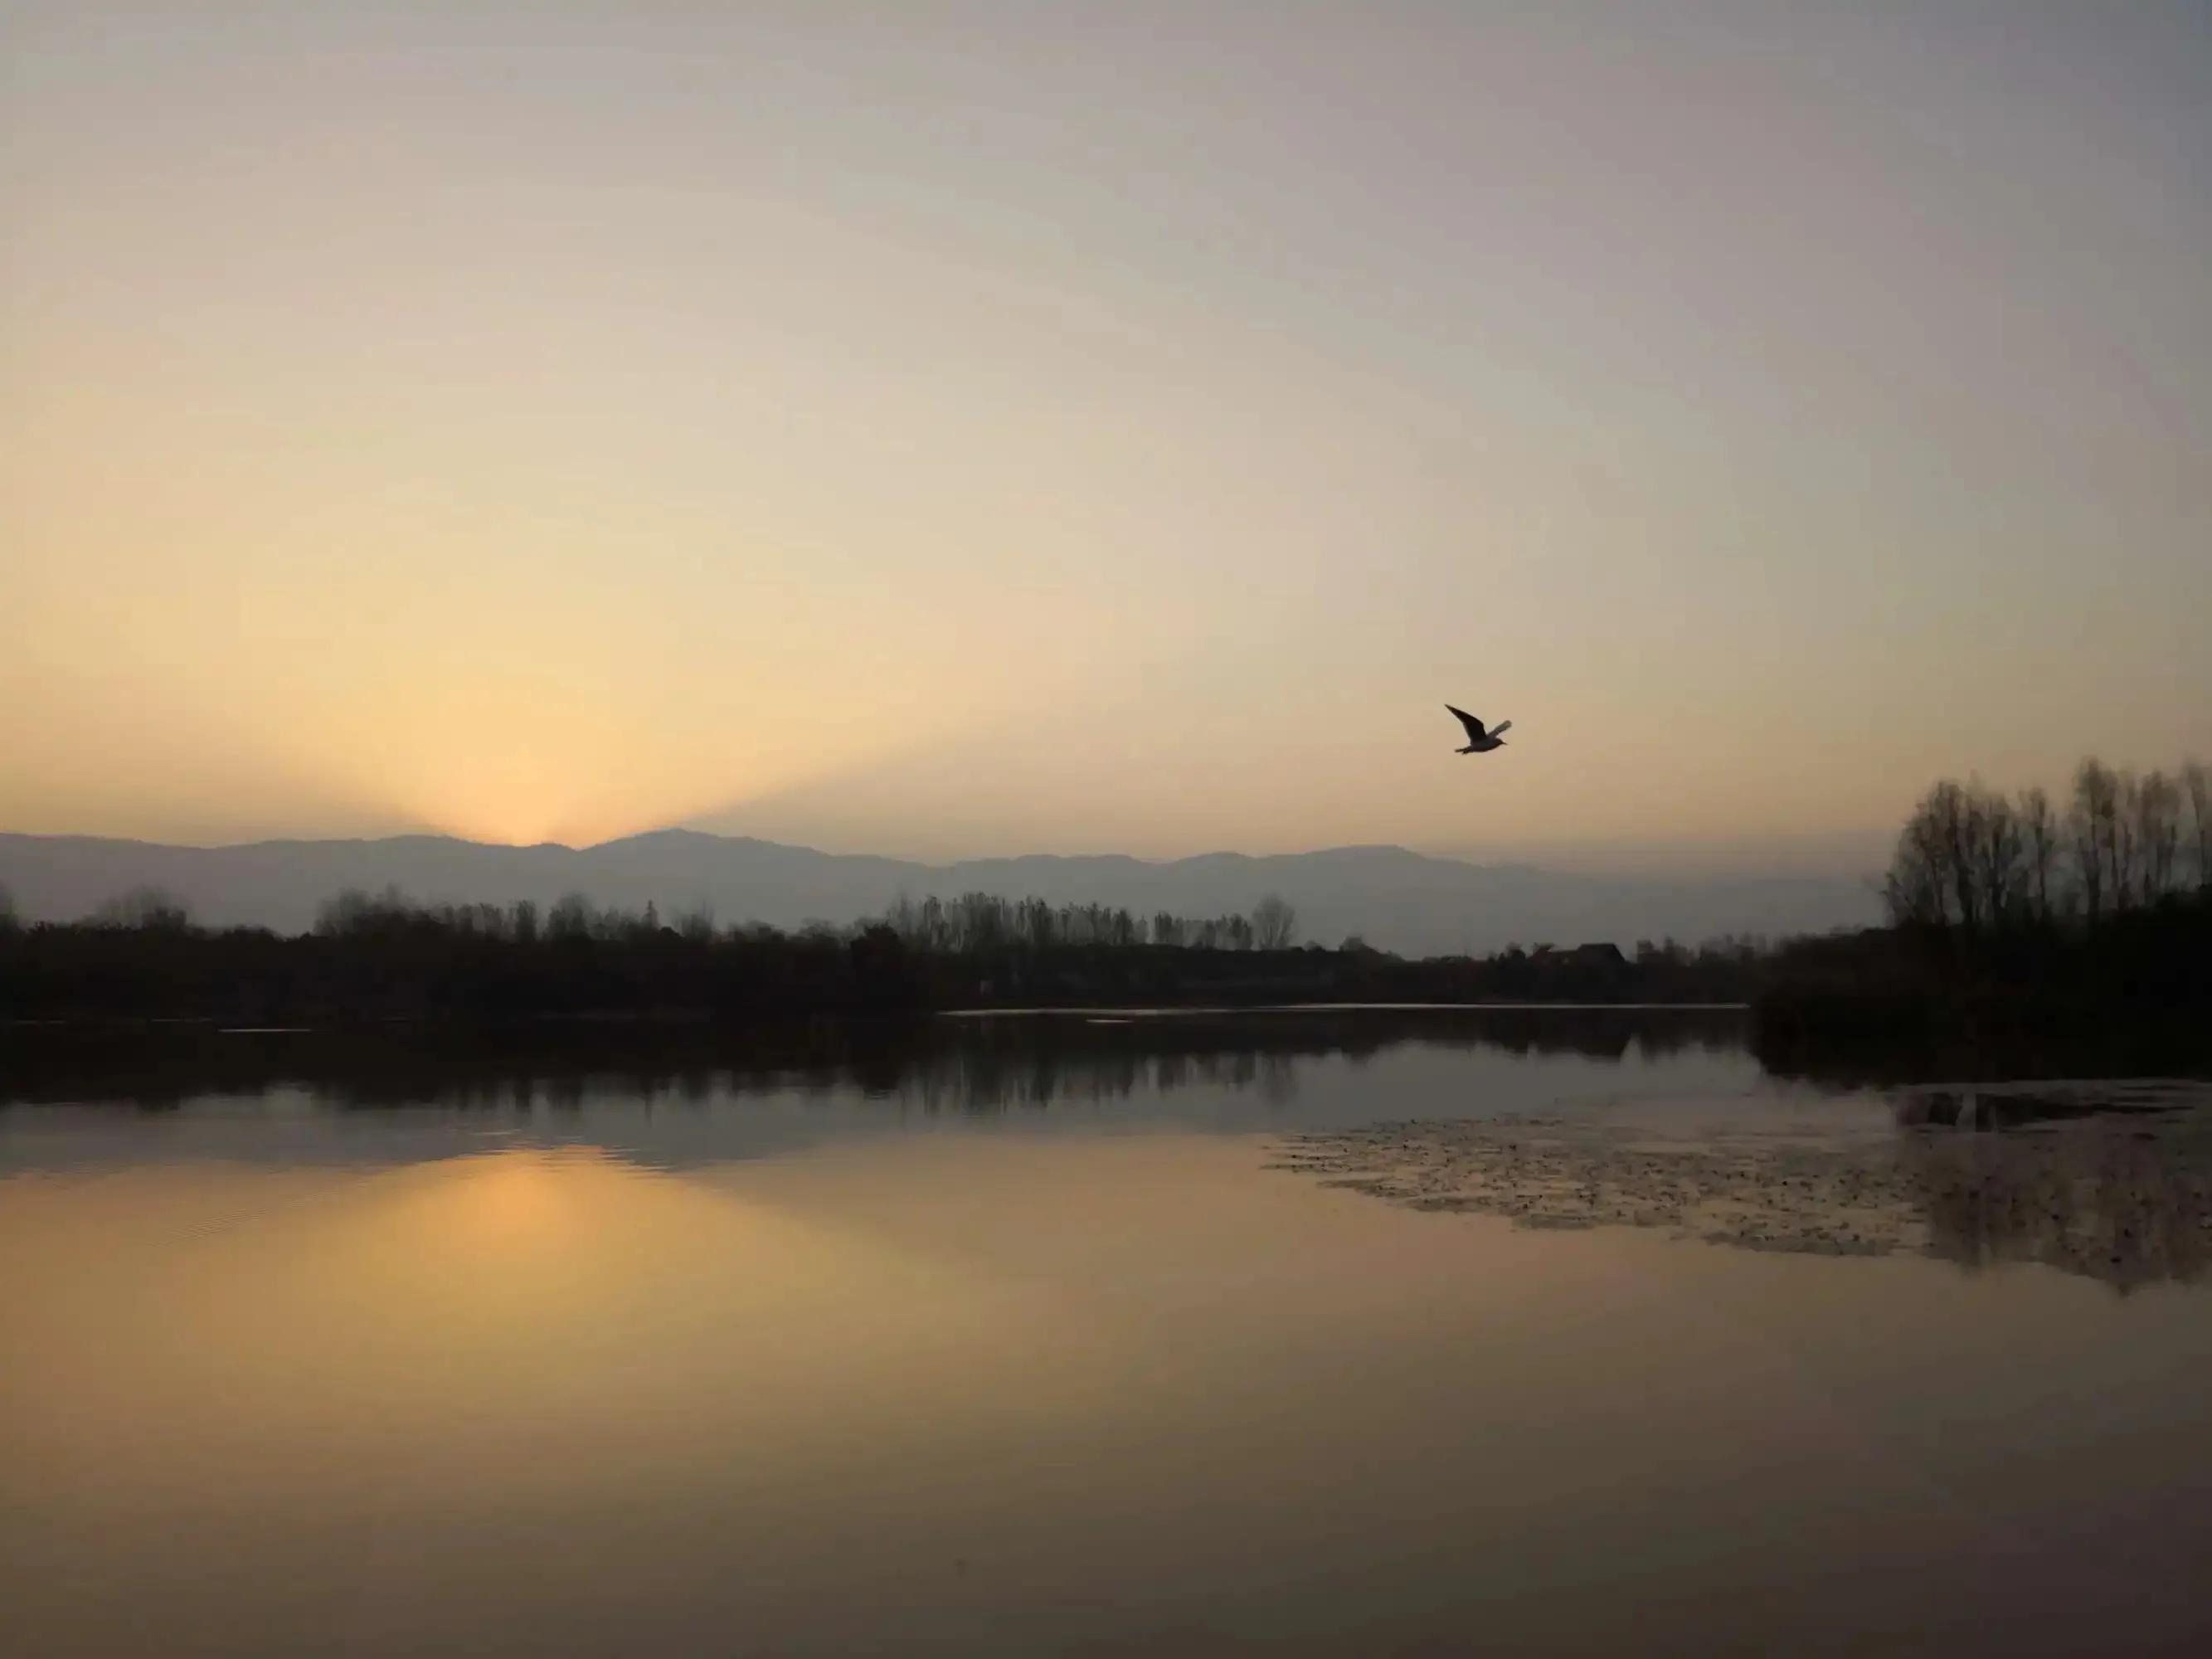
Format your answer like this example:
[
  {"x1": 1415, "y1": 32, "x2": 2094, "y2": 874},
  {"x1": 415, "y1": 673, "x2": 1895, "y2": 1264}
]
[{"x1": 0, "y1": 830, "x2": 1876, "y2": 958}]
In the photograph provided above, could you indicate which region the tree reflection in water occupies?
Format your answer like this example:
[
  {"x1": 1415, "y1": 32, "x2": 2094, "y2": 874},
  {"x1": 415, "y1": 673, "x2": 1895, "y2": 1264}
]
[{"x1": 1894, "y1": 1085, "x2": 2212, "y2": 1292}]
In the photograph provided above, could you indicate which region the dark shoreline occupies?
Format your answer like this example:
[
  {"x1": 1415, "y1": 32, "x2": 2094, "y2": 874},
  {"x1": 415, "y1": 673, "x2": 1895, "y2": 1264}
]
[{"x1": 7, "y1": 886, "x2": 2208, "y2": 1093}]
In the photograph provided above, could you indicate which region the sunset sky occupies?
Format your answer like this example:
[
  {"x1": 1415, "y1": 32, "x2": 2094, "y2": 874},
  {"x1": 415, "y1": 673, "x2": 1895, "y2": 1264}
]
[{"x1": 7, "y1": 2, "x2": 2209, "y2": 874}]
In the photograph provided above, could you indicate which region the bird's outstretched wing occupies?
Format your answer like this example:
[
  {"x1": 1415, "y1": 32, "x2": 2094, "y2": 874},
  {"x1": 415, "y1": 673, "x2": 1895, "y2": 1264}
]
[{"x1": 1446, "y1": 704, "x2": 1487, "y2": 742}]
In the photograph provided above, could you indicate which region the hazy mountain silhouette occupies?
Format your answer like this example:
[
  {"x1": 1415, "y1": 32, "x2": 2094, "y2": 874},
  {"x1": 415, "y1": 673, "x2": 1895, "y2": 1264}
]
[{"x1": 0, "y1": 830, "x2": 1874, "y2": 956}]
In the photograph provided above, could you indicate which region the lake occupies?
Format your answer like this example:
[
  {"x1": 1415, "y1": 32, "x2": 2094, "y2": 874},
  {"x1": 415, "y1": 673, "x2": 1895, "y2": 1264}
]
[{"x1": 5, "y1": 1010, "x2": 2210, "y2": 1656}]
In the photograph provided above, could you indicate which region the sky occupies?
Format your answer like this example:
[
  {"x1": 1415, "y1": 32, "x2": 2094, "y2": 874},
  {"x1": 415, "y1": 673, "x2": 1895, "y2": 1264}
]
[{"x1": 6, "y1": 2, "x2": 2209, "y2": 875}]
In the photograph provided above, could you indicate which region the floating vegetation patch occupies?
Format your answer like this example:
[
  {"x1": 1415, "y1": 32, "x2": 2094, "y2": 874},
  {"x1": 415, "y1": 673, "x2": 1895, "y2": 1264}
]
[{"x1": 1273, "y1": 1082, "x2": 2212, "y2": 1290}]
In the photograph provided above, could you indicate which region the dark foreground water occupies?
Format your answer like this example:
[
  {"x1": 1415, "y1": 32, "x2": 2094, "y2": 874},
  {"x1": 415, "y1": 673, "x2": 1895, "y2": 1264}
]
[{"x1": 5, "y1": 1010, "x2": 2210, "y2": 1657}]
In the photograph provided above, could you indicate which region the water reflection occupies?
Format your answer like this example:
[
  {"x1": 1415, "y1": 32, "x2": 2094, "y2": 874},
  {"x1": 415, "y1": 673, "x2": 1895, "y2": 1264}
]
[
  {"x1": 1895, "y1": 1081, "x2": 2199, "y2": 1131},
  {"x1": 9, "y1": 1010, "x2": 2210, "y2": 1294},
  {"x1": 1894, "y1": 1085, "x2": 2212, "y2": 1292},
  {"x1": 8, "y1": 1016, "x2": 2212, "y2": 1653},
  {"x1": 0, "y1": 1006, "x2": 1747, "y2": 1114},
  {"x1": 7, "y1": 1135, "x2": 2212, "y2": 1657}
]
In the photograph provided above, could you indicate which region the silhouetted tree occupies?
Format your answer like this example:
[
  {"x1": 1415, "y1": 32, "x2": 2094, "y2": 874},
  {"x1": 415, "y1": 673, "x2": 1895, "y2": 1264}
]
[
  {"x1": 917, "y1": 895, "x2": 948, "y2": 951},
  {"x1": 2185, "y1": 760, "x2": 2212, "y2": 892},
  {"x1": 316, "y1": 886, "x2": 417, "y2": 937},
  {"x1": 2112, "y1": 768, "x2": 2144, "y2": 909},
  {"x1": 1886, "y1": 778, "x2": 1996, "y2": 927},
  {"x1": 885, "y1": 893, "x2": 919, "y2": 941},
  {"x1": 1885, "y1": 800, "x2": 1938, "y2": 925},
  {"x1": 1966, "y1": 781, "x2": 2023, "y2": 927},
  {"x1": 2137, "y1": 770, "x2": 2182, "y2": 899},
  {"x1": 548, "y1": 892, "x2": 594, "y2": 941},
  {"x1": 847, "y1": 923, "x2": 913, "y2": 1009},
  {"x1": 1252, "y1": 893, "x2": 1298, "y2": 950},
  {"x1": 0, "y1": 878, "x2": 1791, "y2": 1021},
  {"x1": 1938, "y1": 782, "x2": 1985, "y2": 927},
  {"x1": 1889, "y1": 757, "x2": 2212, "y2": 932},
  {"x1": 2017, "y1": 786, "x2": 2058, "y2": 921},
  {"x1": 91, "y1": 886, "x2": 191, "y2": 931},
  {"x1": 955, "y1": 891, "x2": 1007, "y2": 951},
  {"x1": 2071, "y1": 759, "x2": 2117, "y2": 921}
]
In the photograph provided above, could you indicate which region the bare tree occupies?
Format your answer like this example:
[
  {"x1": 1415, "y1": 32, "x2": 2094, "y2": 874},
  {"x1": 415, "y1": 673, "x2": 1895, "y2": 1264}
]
[
  {"x1": 916, "y1": 895, "x2": 947, "y2": 951},
  {"x1": 2136, "y1": 770, "x2": 2182, "y2": 899},
  {"x1": 2017, "y1": 786, "x2": 2058, "y2": 920},
  {"x1": 317, "y1": 888, "x2": 372, "y2": 934},
  {"x1": 1885, "y1": 784, "x2": 1950, "y2": 925},
  {"x1": 1886, "y1": 777, "x2": 2038, "y2": 931},
  {"x1": 1966, "y1": 781, "x2": 2022, "y2": 927},
  {"x1": 91, "y1": 885, "x2": 191, "y2": 931},
  {"x1": 1936, "y1": 781, "x2": 1986, "y2": 928},
  {"x1": 2112, "y1": 769, "x2": 2143, "y2": 909},
  {"x1": 1252, "y1": 893, "x2": 1298, "y2": 950},
  {"x1": 2071, "y1": 759, "x2": 2117, "y2": 921},
  {"x1": 954, "y1": 891, "x2": 1007, "y2": 951},
  {"x1": 2185, "y1": 760, "x2": 2212, "y2": 891},
  {"x1": 1886, "y1": 779, "x2": 1984, "y2": 927},
  {"x1": 548, "y1": 892, "x2": 595, "y2": 940},
  {"x1": 0, "y1": 881, "x2": 17, "y2": 932}
]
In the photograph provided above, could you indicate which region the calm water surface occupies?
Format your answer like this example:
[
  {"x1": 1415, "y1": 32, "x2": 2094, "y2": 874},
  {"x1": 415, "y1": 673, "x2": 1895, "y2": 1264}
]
[{"x1": 5, "y1": 1010, "x2": 2210, "y2": 1656}]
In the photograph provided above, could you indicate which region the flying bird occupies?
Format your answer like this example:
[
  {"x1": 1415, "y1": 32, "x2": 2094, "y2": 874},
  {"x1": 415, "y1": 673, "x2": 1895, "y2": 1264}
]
[{"x1": 1446, "y1": 705, "x2": 1513, "y2": 754}]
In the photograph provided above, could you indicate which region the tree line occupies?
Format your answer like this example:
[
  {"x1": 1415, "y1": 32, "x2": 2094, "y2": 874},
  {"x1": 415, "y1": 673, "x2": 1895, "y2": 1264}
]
[
  {"x1": 305, "y1": 886, "x2": 1305, "y2": 954},
  {"x1": 878, "y1": 891, "x2": 1300, "y2": 953},
  {"x1": 0, "y1": 881, "x2": 1767, "y2": 1021},
  {"x1": 1757, "y1": 754, "x2": 2212, "y2": 1073},
  {"x1": 297, "y1": 889, "x2": 1304, "y2": 954},
  {"x1": 1883, "y1": 757, "x2": 2210, "y2": 930},
  {"x1": 0, "y1": 883, "x2": 1310, "y2": 966}
]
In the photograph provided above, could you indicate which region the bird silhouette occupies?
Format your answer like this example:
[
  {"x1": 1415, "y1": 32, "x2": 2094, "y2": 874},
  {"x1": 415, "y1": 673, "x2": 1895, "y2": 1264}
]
[{"x1": 1446, "y1": 705, "x2": 1513, "y2": 754}]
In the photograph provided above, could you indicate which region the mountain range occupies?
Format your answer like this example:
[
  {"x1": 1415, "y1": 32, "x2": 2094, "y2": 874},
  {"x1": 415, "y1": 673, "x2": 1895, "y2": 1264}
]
[{"x1": 0, "y1": 831, "x2": 1878, "y2": 957}]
